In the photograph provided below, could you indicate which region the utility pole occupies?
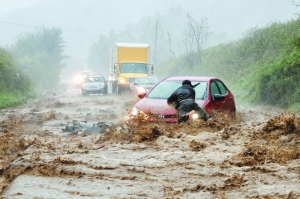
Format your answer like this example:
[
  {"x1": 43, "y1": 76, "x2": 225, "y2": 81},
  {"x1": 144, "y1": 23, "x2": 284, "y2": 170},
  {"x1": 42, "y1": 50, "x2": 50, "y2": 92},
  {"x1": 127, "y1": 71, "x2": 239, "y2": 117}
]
[{"x1": 154, "y1": 20, "x2": 158, "y2": 65}]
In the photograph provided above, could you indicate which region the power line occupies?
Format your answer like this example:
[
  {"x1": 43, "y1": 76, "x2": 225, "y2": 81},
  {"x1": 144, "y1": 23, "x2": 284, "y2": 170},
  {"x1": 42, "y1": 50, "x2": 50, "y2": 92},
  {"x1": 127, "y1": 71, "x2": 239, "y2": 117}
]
[
  {"x1": 0, "y1": 20, "x2": 35, "y2": 28},
  {"x1": 0, "y1": 20, "x2": 146, "y2": 33},
  {"x1": 0, "y1": 20, "x2": 120, "y2": 32}
]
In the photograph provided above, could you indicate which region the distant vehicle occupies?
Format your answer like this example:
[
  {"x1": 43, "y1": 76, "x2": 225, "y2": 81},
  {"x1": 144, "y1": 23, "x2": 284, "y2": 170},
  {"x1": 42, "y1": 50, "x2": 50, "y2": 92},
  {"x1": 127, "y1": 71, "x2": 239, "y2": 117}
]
[
  {"x1": 109, "y1": 43, "x2": 154, "y2": 94},
  {"x1": 131, "y1": 76, "x2": 159, "y2": 95},
  {"x1": 130, "y1": 76, "x2": 236, "y2": 123},
  {"x1": 81, "y1": 74, "x2": 108, "y2": 96},
  {"x1": 74, "y1": 71, "x2": 92, "y2": 88}
]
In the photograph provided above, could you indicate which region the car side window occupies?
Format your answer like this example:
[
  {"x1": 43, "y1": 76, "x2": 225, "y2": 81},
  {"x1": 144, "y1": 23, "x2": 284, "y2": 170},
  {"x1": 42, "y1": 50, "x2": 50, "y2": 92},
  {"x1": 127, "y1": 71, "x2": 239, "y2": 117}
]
[
  {"x1": 216, "y1": 80, "x2": 227, "y2": 95},
  {"x1": 210, "y1": 81, "x2": 220, "y2": 98}
]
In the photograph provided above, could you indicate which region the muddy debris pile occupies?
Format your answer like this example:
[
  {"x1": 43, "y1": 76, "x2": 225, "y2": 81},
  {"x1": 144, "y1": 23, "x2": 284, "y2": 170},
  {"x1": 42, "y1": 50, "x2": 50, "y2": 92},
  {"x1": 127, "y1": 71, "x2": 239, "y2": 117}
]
[
  {"x1": 96, "y1": 111, "x2": 238, "y2": 144},
  {"x1": 0, "y1": 118, "x2": 36, "y2": 193},
  {"x1": 229, "y1": 113, "x2": 300, "y2": 167}
]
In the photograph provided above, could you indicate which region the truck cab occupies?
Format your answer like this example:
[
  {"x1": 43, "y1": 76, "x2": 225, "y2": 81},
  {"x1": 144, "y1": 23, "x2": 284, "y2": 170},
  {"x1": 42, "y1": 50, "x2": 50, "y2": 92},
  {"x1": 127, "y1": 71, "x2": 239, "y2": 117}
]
[
  {"x1": 109, "y1": 43, "x2": 154, "y2": 94},
  {"x1": 112, "y1": 62, "x2": 153, "y2": 94}
]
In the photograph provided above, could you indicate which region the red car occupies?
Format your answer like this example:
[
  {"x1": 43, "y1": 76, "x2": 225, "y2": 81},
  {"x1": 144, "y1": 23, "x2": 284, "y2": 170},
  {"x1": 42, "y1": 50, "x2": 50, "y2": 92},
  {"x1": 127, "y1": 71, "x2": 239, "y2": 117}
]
[{"x1": 131, "y1": 76, "x2": 236, "y2": 122}]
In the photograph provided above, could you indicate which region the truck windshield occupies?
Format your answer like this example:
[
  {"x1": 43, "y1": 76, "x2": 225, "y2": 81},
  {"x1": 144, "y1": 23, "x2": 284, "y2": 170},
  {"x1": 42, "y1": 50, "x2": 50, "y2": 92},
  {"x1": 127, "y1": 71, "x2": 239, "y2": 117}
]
[{"x1": 120, "y1": 63, "x2": 148, "y2": 74}]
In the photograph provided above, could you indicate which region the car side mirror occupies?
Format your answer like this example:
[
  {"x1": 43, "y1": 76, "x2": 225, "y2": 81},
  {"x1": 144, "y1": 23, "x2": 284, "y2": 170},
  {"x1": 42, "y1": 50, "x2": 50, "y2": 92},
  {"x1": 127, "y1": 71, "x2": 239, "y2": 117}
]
[
  {"x1": 214, "y1": 94, "x2": 225, "y2": 101},
  {"x1": 138, "y1": 92, "x2": 147, "y2": 99},
  {"x1": 113, "y1": 64, "x2": 117, "y2": 73},
  {"x1": 148, "y1": 64, "x2": 154, "y2": 75}
]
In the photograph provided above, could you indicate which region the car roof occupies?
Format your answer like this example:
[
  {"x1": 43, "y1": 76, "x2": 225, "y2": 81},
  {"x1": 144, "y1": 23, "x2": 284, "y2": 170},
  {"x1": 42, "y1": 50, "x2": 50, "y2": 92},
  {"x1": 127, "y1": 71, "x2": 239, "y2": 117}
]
[
  {"x1": 136, "y1": 76, "x2": 158, "y2": 79},
  {"x1": 162, "y1": 76, "x2": 217, "y2": 82},
  {"x1": 87, "y1": 74, "x2": 104, "y2": 77}
]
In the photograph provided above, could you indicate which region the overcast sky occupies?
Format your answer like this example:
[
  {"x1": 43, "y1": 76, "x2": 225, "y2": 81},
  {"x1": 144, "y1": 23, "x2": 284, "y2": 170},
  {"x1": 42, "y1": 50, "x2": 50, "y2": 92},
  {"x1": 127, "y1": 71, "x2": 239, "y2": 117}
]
[
  {"x1": 0, "y1": 0, "x2": 42, "y2": 15},
  {"x1": 0, "y1": 0, "x2": 299, "y2": 73},
  {"x1": 1, "y1": 0, "x2": 298, "y2": 30}
]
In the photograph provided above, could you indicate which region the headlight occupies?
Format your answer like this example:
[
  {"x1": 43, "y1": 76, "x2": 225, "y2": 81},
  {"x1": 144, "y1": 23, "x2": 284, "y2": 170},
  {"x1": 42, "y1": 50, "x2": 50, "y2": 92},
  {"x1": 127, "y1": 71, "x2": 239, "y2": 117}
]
[
  {"x1": 192, "y1": 113, "x2": 199, "y2": 119},
  {"x1": 131, "y1": 107, "x2": 140, "y2": 116},
  {"x1": 75, "y1": 76, "x2": 83, "y2": 83},
  {"x1": 118, "y1": 78, "x2": 126, "y2": 84}
]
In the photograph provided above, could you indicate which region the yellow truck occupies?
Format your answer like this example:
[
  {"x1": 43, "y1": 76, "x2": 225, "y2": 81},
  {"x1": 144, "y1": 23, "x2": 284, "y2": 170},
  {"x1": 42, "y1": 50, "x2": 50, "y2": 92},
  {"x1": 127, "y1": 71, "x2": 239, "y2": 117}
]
[{"x1": 109, "y1": 43, "x2": 153, "y2": 94}]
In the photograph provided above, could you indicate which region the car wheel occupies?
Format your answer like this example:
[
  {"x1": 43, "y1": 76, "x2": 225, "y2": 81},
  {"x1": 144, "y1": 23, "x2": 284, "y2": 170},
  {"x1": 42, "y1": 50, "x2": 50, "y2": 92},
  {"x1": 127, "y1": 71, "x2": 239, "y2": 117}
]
[
  {"x1": 81, "y1": 90, "x2": 87, "y2": 96},
  {"x1": 117, "y1": 86, "x2": 122, "y2": 95},
  {"x1": 104, "y1": 86, "x2": 108, "y2": 95},
  {"x1": 111, "y1": 81, "x2": 117, "y2": 94}
]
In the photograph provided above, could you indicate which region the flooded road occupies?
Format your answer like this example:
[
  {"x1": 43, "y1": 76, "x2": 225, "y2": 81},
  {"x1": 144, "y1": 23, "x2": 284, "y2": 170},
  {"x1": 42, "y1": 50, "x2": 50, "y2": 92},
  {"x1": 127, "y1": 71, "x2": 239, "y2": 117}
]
[{"x1": 0, "y1": 84, "x2": 299, "y2": 199}]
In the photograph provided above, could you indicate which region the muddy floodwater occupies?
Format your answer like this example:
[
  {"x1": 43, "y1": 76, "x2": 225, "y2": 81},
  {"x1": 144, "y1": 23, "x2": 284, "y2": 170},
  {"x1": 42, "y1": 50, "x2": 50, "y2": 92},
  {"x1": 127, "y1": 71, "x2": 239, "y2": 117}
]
[{"x1": 0, "y1": 84, "x2": 299, "y2": 199}]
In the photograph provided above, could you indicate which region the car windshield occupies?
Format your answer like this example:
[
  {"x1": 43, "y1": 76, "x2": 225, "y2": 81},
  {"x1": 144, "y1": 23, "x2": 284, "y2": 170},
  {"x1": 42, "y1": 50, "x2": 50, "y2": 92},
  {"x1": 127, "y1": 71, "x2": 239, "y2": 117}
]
[
  {"x1": 137, "y1": 77, "x2": 159, "y2": 85},
  {"x1": 147, "y1": 80, "x2": 208, "y2": 99},
  {"x1": 120, "y1": 63, "x2": 148, "y2": 73},
  {"x1": 85, "y1": 76, "x2": 104, "y2": 82}
]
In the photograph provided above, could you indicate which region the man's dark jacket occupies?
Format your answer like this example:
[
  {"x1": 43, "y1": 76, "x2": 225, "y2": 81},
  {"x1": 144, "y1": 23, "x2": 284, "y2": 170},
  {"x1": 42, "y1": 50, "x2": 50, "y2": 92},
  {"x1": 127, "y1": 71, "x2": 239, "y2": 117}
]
[{"x1": 167, "y1": 85, "x2": 195, "y2": 108}]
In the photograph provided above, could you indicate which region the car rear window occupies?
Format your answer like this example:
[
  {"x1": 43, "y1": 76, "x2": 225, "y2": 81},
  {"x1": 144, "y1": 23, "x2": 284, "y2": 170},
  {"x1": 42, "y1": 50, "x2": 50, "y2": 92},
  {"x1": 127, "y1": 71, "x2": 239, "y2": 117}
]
[{"x1": 147, "y1": 81, "x2": 207, "y2": 99}]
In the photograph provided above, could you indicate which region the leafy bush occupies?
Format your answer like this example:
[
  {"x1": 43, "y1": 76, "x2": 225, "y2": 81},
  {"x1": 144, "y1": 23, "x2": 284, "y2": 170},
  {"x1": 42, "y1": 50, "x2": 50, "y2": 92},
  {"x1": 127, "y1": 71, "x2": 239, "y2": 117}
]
[
  {"x1": 0, "y1": 91, "x2": 33, "y2": 109},
  {"x1": 256, "y1": 44, "x2": 300, "y2": 107},
  {"x1": 0, "y1": 48, "x2": 34, "y2": 108}
]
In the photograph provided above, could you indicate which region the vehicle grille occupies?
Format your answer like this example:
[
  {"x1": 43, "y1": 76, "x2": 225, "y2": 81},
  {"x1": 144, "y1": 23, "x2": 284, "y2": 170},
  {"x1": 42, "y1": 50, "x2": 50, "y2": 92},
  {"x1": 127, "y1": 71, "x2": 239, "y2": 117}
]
[{"x1": 157, "y1": 114, "x2": 177, "y2": 119}]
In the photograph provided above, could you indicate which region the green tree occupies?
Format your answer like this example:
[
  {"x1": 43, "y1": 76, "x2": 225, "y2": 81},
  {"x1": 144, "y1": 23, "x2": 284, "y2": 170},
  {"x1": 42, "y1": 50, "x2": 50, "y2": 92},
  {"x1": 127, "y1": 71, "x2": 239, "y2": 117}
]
[{"x1": 11, "y1": 27, "x2": 67, "y2": 92}]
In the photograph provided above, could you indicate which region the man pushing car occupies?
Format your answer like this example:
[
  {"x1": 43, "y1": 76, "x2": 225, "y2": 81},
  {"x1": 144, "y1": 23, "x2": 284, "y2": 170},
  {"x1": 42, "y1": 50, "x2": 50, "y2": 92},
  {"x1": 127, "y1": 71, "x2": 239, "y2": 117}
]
[{"x1": 167, "y1": 79, "x2": 211, "y2": 123}]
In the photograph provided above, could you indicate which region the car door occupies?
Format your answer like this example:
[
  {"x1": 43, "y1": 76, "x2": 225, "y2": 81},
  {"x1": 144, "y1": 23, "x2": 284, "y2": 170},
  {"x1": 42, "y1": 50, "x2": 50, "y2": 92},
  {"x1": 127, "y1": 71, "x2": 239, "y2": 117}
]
[{"x1": 210, "y1": 80, "x2": 233, "y2": 114}]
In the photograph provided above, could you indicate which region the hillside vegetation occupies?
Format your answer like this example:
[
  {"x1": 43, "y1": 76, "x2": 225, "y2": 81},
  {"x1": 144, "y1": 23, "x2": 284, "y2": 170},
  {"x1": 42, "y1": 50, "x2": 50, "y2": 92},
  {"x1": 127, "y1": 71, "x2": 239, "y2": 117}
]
[
  {"x1": 0, "y1": 27, "x2": 67, "y2": 109},
  {"x1": 156, "y1": 16, "x2": 300, "y2": 113},
  {"x1": 0, "y1": 48, "x2": 34, "y2": 109}
]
